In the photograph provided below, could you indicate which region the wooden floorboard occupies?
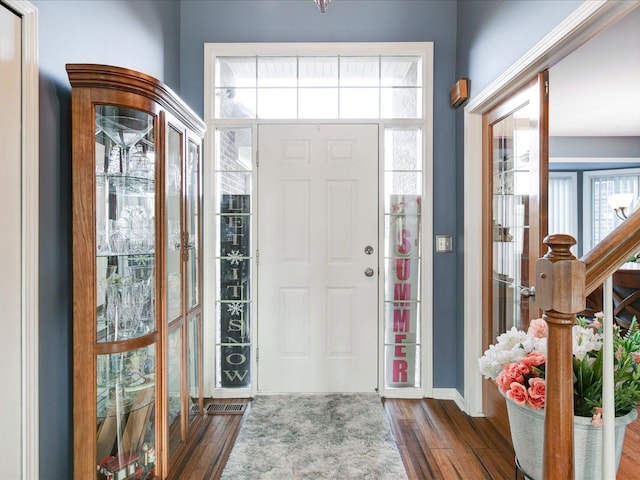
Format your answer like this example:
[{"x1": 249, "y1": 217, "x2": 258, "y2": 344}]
[{"x1": 171, "y1": 398, "x2": 640, "y2": 480}]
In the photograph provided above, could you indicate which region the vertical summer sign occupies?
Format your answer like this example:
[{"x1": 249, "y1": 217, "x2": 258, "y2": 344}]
[
  {"x1": 386, "y1": 194, "x2": 420, "y2": 388},
  {"x1": 220, "y1": 194, "x2": 251, "y2": 387}
]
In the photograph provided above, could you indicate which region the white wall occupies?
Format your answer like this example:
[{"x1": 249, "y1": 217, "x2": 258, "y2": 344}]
[{"x1": 0, "y1": 4, "x2": 23, "y2": 478}]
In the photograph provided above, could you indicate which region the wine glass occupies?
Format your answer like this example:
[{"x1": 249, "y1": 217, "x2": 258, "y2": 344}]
[{"x1": 98, "y1": 115, "x2": 153, "y2": 175}]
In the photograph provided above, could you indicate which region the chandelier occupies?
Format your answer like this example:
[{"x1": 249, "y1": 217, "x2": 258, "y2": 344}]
[{"x1": 315, "y1": 0, "x2": 331, "y2": 13}]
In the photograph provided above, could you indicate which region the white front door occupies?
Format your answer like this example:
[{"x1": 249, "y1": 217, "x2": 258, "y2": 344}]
[{"x1": 257, "y1": 124, "x2": 379, "y2": 393}]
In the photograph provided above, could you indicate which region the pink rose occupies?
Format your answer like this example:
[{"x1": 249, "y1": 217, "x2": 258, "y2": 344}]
[
  {"x1": 527, "y1": 377, "x2": 546, "y2": 409},
  {"x1": 521, "y1": 352, "x2": 546, "y2": 369},
  {"x1": 507, "y1": 382, "x2": 528, "y2": 406},
  {"x1": 528, "y1": 394, "x2": 545, "y2": 410},
  {"x1": 592, "y1": 407, "x2": 604, "y2": 427},
  {"x1": 495, "y1": 370, "x2": 510, "y2": 392},
  {"x1": 527, "y1": 318, "x2": 547, "y2": 338},
  {"x1": 496, "y1": 363, "x2": 525, "y2": 392},
  {"x1": 518, "y1": 363, "x2": 531, "y2": 375}
]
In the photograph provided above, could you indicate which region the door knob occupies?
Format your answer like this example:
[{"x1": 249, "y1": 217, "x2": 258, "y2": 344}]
[
  {"x1": 520, "y1": 286, "x2": 536, "y2": 298},
  {"x1": 364, "y1": 245, "x2": 374, "y2": 255},
  {"x1": 364, "y1": 267, "x2": 374, "y2": 277}
]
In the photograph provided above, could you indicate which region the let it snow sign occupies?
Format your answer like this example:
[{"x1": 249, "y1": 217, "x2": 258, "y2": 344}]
[{"x1": 220, "y1": 194, "x2": 251, "y2": 387}]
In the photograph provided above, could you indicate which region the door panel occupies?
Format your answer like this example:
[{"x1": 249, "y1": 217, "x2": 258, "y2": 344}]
[
  {"x1": 482, "y1": 72, "x2": 548, "y2": 438},
  {"x1": 258, "y1": 124, "x2": 379, "y2": 393}
]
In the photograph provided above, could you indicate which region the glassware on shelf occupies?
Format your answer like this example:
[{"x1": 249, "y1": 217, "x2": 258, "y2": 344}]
[
  {"x1": 128, "y1": 143, "x2": 156, "y2": 180},
  {"x1": 98, "y1": 115, "x2": 153, "y2": 176},
  {"x1": 109, "y1": 219, "x2": 130, "y2": 255},
  {"x1": 104, "y1": 208, "x2": 154, "y2": 257},
  {"x1": 104, "y1": 264, "x2": 155, "y2": 342},
  {"x1": 97, "y1": 223, "x2": 110, "y2": 254}
]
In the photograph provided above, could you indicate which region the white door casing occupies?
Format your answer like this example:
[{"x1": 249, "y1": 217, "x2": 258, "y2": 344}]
[
  {"x1": 0, "y1": 6, "x2": 23, "y2": 478},
  {"x1": 0, "y1": 1, "x2": 38, "y2": 478},
  {"x1": 257, "y1": 124, "x2": 379, "y2": 393}
]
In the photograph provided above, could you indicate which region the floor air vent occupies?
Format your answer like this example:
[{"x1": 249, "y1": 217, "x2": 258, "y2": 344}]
[{"x1": 205, "y1": 402, "x2": 247, "y2": 415}]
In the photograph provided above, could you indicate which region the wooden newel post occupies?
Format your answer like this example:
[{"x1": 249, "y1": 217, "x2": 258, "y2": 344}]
[{"x1": 535, "y1": 234, "x2": 585, "y2": 480}]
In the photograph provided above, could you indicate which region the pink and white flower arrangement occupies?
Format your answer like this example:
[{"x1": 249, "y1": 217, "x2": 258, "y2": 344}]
[{"x1": 479, "y1": 315, "x2": 640, "y2": 419}]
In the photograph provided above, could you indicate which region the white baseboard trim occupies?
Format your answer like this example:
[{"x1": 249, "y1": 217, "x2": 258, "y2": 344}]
[{"x1": 432, "y1": 388, "x2": 465, "y2": 411}]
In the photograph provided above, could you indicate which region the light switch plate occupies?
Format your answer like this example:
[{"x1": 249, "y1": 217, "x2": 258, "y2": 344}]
[{"x1": 436, "y1": 235, "x2": 453, "y2": 253}]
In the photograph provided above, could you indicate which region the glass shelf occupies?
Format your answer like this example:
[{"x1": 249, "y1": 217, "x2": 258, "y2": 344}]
[
  {"x1": 96, "y1": 174, "x2": 155, "y2": 196},
  {"x1": 97, "y1": 250, "x2": 155, "y2": 259}
]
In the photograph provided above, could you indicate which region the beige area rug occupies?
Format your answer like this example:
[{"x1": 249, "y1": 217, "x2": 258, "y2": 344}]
[{"x1": 221, "y1": 393, "x2": 408, "y2": 479}]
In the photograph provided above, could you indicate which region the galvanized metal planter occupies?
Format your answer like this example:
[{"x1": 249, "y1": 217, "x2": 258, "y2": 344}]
[{"x1": 505, "y1": 397, "x2": 637, "y2": 480}]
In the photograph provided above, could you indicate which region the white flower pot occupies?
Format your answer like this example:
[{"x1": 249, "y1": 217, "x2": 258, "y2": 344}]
[{"x1": 505, "y1": 397, "x2": 637, "y2": 480}]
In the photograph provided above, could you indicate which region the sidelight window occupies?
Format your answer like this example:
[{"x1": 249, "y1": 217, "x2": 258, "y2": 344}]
[{"x1": 214, "y1": 127, "x2": 253, "y2": 388}]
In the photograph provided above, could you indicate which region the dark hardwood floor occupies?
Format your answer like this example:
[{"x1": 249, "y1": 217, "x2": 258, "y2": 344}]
[{"x1": 172, "y1": 398, "x2": 640, "y2": 480}]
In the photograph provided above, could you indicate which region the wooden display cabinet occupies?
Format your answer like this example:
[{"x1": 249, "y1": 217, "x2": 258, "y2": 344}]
[{"x1": 67, "y1": 64, "x2": 206, "y2": 479}]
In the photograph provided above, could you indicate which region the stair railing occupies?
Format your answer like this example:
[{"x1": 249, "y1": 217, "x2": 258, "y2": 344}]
[{"x1": 538, "y1": 207, "x2": 640, "y2": 479}]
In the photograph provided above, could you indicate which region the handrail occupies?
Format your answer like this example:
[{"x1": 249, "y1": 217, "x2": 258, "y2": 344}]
[{"x1": 582, "y1": 207, "x2": 640, "y2": 295}]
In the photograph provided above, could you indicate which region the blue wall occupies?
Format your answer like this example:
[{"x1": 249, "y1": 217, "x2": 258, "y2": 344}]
[
  {"x1": 456, "y1": 0, "x2": 583, "y2": 98},
  {"x1": 179, "y1": 0, "x2": 460, "y2": 388},
  {"x1": 32, "y1": 1, "x2": 180, "y2": 477}
]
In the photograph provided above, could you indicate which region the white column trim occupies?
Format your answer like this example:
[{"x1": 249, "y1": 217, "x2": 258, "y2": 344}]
[
  {"x1": 463, "y1": 0, "x2": 640, "y2": 415},
  {"x1": 4, "y1": 0, "x2": 39, "y2": 477},
  {"x1": 463, "y1": 110, "x2": 484, "y2": 416}
]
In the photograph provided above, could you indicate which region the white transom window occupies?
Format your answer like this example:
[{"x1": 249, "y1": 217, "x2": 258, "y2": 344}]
[{"x1": 214, "y1": 54, "x2": 423, "y2": 120}]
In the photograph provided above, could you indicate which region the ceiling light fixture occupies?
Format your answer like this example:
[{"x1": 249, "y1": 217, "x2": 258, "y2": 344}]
[{"x1": 315, "y1": 0, "x2": 331, "y2": 13}]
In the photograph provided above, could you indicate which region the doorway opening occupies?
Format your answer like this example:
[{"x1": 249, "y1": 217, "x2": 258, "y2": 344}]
[
  {"x1": 203, "y1": 43, "x2": 433, "y2": 399},
  {"x1": 463, "y1": 1, "x2": 640, "y2": 416}
]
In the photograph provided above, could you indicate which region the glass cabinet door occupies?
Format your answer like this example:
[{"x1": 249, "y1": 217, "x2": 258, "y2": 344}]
[
  {"x1": 166, "y1": 125, "x2": 183, "y2": 323},
  {"x1": 96, "y1": 106, "x2": 156, "y2": 343},
  {"x1": 186, "y1": 140, "x2": 200, "y2": 311},
  {"x1": 97, "y1": 345, "x2": 156, "y2": 479},
  {"x1": 167, "y1": 327, "x2": 183, "y2": 458},
  {"x1": 188, "y1": 314, "x2": 201, "y2": 425},
  {"x1": 186, "y1": 139, "x2": 202, "y2": 423},
  {"x1": 94, "y1": 105, "x2": 157, "y2": 479},
  {"x1": 164, "y1": 123, "x2": 204, "y2": 458},
  {"x1": 165, "y1": 124, "x2": 184, "y2": 462}
]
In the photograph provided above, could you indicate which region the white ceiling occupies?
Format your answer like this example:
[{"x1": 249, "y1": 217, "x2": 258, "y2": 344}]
[{"x1": 549, "y1": 7, "x2": 640, "y2": 137}]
